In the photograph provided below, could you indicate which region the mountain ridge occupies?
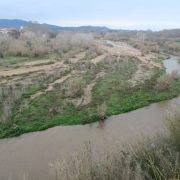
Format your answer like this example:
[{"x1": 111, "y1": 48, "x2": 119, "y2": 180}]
[{"x1": 0, "y1": 19, "x2": 114, "y2": 33}]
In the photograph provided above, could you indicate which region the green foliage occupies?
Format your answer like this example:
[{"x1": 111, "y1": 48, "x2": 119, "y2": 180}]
[
  {"x1": 0, "y1": 80, "x2": 179, "y2": 139},
  {"x1": 22, "y1": 84, "x2": 43, "y2": 98}
]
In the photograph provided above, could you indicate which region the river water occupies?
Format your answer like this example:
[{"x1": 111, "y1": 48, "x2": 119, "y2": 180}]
[
  {"x1": 0, "y1": 56, "x2": 179, "y2": 180},
  {"x1": 163, "y1": 56, "x2": 180, "y2": 74}
]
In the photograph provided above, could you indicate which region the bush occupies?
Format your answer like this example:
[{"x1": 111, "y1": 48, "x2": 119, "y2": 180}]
[
  {"x1": 97, "y1": 102, "x2": 107, "y2": 120},
  {"x1": 8, "y1": 39, "x2": 28, "y2": 56},
  {"x1": 0, "y1": 30, "x2": 95, "y2": 58},
  {"x1": 0, "y1": 85, "x2": 27, "y2": 123},
  {"x1": 0, "y1": 34, "x2": 9, "y2": 57},
  {"x1": 155, "y1": 72, "x2": 179, "y2": 92},
  {"x1": 171, "y1": 70, "x2": 180, "y2": 81},
  {"x1": 166, "y1": 110, "x2": 180, "y2": 151},
  {"x1": 63, "y1": 78, "x2": 84, "y2": 98},
  {"x1": 51, "y1": 33, "x2": 94, "y2": 54}
]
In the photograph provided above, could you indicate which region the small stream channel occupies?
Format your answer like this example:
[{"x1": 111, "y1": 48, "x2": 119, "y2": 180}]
[
  {"x1": 163, "y1": 56, "x2": 180, "y2": 74},
  {"x1": 0, "y1": 55, "x2": 179, "y2": 180}
]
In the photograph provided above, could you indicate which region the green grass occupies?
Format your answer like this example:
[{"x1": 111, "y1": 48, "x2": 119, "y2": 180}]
[
  {"x1": 21, "y1": 84, "x2": 44, "y2": 98},
  {"x1": 0, "y1": 80, "x2": 179, "y2": 139},
  {"x1": 176, "y1": 41, "x2": 180, "y2": 45},
  {"x1": 0, "y1": 56, "x2": 29, "y2": 66},
  {"x1": 0, "y1": 52, "x2": 63, "y2": 68},
  {"x1": 0, "y1": 56, "x2": 179, "y2": 139}
]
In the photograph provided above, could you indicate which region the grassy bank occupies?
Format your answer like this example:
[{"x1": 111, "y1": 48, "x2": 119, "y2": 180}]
[
  {"x1": 0, "y1": 55, "x2": 180, "y2": 139},
  {"x1": 0, "y1": 78, "x2": 180, "y2": 139},
  {"x1": 50, "y1": 111, "x2": 180, "y2": 180}
]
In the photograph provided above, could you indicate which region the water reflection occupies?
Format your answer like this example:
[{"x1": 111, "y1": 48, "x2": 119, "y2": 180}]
[{"x1": 97, "y1": 120, "x2": 105, "y2": 129}]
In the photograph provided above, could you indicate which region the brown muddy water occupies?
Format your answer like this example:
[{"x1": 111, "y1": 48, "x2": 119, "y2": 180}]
[{"x1": 0, "y1": 97, "x2": 179, "y2": 180}]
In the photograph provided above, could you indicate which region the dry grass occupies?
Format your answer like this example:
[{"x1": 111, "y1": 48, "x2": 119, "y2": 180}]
[
  {"x1": 0, "y1": 61, "x2": 68, "y2": 77},
  {"x1": 0, "y1": 85, "x2": 27, "y2": 122},
  {"x1": 155, "y1": 71, "x2": 180, "y2": 92},
  {"x1": 64, "y1": 78, "x2": 85, "y2": 98},
  {"x1": 0, "y1": 31, "x2": 95, "y2": 58},
  {"x1": 97, "y1": 102, "x2": 107, "y2": 120},
  {"x1": 166, "y1": 110, "x2": 180, "y2": 152},
  {"x1": 49, "y1": 111, "x2": 180, "y2": 180}
]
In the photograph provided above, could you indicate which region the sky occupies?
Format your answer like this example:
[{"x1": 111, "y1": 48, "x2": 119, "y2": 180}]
[{"x1": 0, "y1": 0, "x2": 180, "y2": 30}]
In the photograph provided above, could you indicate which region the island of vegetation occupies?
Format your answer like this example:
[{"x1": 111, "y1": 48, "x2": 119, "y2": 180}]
[{"x1": 0, "y1": 23, "x2": 180, "y2": 138}]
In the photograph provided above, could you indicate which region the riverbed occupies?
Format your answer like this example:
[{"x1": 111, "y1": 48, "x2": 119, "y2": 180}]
[{"x1": 163, "y1": 56, "x2": 180, "y2": 74}]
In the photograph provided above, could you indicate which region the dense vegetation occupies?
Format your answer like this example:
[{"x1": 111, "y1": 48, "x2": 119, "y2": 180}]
[
  {"x1": 104, "y1": 29, "x2": 180, "y2": 56},
  {"x1": 0, "y1": 24, "x2": 180, "y2": 138},
  {"x1": 0, "y1": 55, "x2": 179, "y2": 138}
]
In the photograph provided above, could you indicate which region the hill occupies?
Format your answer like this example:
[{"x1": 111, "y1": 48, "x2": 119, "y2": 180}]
[{"x1": 0, "y1": 19, "x2": 112, "y2": 33}]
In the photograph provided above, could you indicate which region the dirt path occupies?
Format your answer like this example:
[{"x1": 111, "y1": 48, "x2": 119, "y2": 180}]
[
  {"x1": 45, "y1": 74, "x2": 72, "y2": 92},
  {"x1": 30, "y1": 74, "x2": 71, "y2": 100},
  {"x1": 98, "y1": 40, "x2": 162, "y2": 68},
  {"x1": 29, "y1": 51, "x2": 87, "y2": 101},
  {"x1": 98, "y1": 41, "x2": 141, "y2": 57},
  {"x1": 91, "y1": 54, "x2": 107, "y2": 64},
  {"x1": 22, "y1": 59, "x2": 55, "y2": 67},
  {"x1": 0, "y1": 61, "x2": 68, "y2": 77},
  {"x1": 96, "y1": 40, "x2": 162, "y2": 87},
  {"x1": 137, "y1": 55, "x2": 162, "y2": 68},
  {"x1": 68, "y1": 52, "x2": 86, "y2": 64},
  {"x1": 71, "y1": 71, "x2": 105, "y2": 107}
]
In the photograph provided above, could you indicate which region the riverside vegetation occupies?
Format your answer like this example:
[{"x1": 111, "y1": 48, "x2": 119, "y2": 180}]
[{"x1": 0, "y1": 24, "x2": 180, "y2": 138}]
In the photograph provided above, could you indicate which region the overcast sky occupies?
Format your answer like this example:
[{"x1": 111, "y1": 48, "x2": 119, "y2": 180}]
[{"x1": 0, "y1": 0, "x2": 180, "y2": 30}]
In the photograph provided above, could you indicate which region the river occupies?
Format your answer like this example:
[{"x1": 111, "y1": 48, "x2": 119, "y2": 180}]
[
  {"x1": 0, "y1": 55, "x2": 179, "y2": 180},
  {"x1": 163, "y1": 56, "x2": 180, "y2": 74}
]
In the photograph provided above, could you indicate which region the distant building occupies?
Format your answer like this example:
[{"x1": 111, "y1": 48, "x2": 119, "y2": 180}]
[
  {"x1": 0, "y1": 28, "x2": 20, "y2": 38},
  {"x1": 0, "y1": 28, "x2": 9, "y2": 34}
]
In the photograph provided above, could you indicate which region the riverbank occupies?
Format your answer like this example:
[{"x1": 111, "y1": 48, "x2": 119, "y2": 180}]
[
  {"x1": 0, "y1": 37, "x2": 180, "y2": 139},
  {"x1": 0, "y1": 77, "x2": 179, "y2": 139},
  {"x1": 0, "y1": 96, "x2": 179, "y2": 179},
  {"x1": 0, "y1": 54, "x2": 180, "y2": 139}
]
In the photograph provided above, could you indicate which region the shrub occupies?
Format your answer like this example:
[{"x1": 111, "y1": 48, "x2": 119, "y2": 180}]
[
  {"x1": 51, "y1": 33, "x2": 94, "y2": 54},
  {"x1": 155, "y1": 72, "x2": 179, "y2": 92},
  {"x1": 8, "y1": 39, "x2": 28, "y2": 56},
  {"x1": 155, "y1": 74, "x2": 172, "y2": 91},
  {"x1": 171, "y1": 70, "x2": 180, "y2": 81},
  {"x1": 64, "y1": 78, "x2": 84, "y2": 98},
  {"x1": 0, "y1": 85, "x2": 27, "y2": 122},
  {"x1": 0, "y1": 30, "x2": 95, "y2": 58},
  {"x1": 0, "y1": 34, "x2": 9, "y2": 57},
  {"x1": 166, "y1": 110, "x2": 180, "y2": 151},
  {"x1": 97, "y1": 102, "x2": 107, "y2": 120}
]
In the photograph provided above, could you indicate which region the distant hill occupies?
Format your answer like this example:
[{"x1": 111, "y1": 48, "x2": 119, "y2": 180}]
[
  {"x1": 57, "y1": 26, "x2": 111, "y2": 33},
  {"x1": 0, "y1": 19, "x2": 112, "y2": 33},
  {"x1": 0, "y1": 19, "x2": 28, "y2": 28}
]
